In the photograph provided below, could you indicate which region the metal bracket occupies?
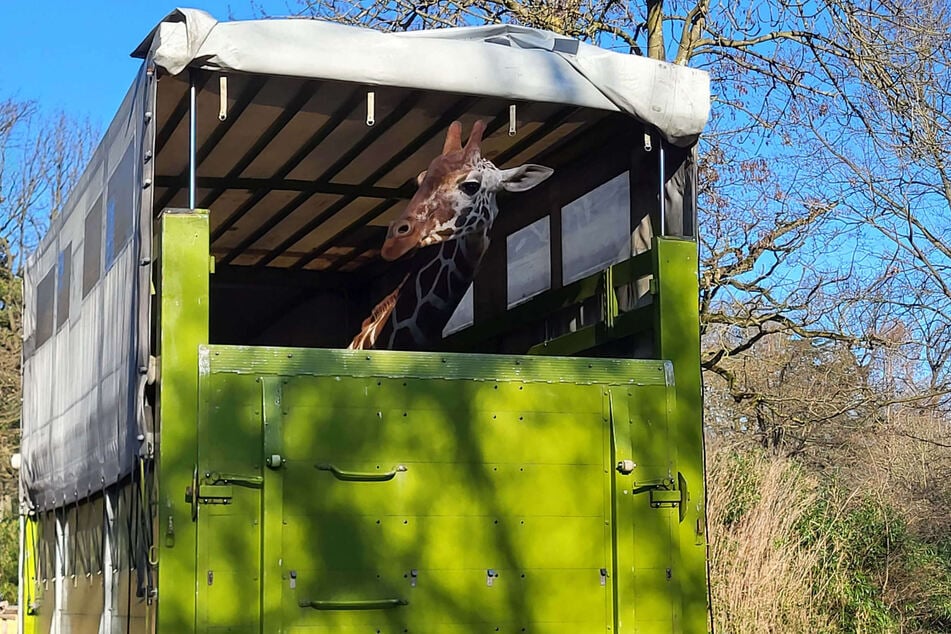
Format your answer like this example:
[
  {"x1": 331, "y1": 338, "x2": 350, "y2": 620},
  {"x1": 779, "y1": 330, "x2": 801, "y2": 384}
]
[
  {"x1": 196, "y1": 484, "x2": 234, "y2": 504},
  {"x1": 204, "y1": 471, "x2": 264, "y2": 488},
  {"x1": 189, "y1": 470, "x2": 264, "y2": 506},
  {"x1": 486, "y1": 569, "x2": 499, "y2": 587},
  {"x1": 218, "y1": 76, "x2": 228, "y2": 121},
  {"x1": 366, "y1": 91, "x2": 376, "y2": 126},
  {"x1": 641, "y1": 472, "x2": 689, "y2": 522}
]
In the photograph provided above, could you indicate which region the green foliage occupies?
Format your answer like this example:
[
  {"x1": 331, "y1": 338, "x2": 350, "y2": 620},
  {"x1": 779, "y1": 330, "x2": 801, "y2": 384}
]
[
  {"x1": 899, "y1": 538, "x2": 951, "y2": 631},
  {"x1": 795, "y1": 487, "x2": 951, "y2": 633},
  {"x1": 0, "y1": 517, "x2": 16, "y2": 603},
  {"x1": 0, "y1": 239, "x2": 19, "y2": 605},
  {"x1": 711, "y1": 440, "x2": 951, "y2": 633}
]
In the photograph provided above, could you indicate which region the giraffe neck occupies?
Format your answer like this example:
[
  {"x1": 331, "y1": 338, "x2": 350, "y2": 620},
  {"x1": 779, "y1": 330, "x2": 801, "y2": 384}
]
[{"x1": 352, "y1": 231, "x2": 488, "y2": 350}]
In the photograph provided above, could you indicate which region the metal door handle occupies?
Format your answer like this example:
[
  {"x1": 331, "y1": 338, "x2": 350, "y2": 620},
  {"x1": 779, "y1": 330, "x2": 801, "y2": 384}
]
[
  {"x1": 315, "y1": 464, "x2": 407, "y2": 482},
  {"x1": 298, "y1": 598, "x2": 408, "y2": 610},
  {"x1": 204, "y1": 472, "x2": 263, "y2": 488}
]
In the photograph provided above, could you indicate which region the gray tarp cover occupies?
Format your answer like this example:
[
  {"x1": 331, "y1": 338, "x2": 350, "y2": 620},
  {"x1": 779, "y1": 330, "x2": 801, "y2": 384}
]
[
  {"x1": 21, "y1": 72, "x2": 149, "y2": 511},
  {"x1": 133, "y1": 8, "x2": 709, "y2": 147}
]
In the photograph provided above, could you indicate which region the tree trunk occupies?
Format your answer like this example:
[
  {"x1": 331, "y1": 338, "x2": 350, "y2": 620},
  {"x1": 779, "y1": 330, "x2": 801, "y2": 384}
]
[{"x1": 646, "y1": 0, "x2": 665, "y2": 60}]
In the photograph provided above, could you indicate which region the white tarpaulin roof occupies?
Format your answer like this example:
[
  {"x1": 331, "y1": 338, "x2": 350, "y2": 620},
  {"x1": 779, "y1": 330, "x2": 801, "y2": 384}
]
[{"x1": 133, "y1": 8, "x2": 709, "y2": 147}]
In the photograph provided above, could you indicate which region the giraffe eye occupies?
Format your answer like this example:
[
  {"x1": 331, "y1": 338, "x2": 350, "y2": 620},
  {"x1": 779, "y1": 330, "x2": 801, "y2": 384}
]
[{"x1": 459, "y1": 181, "x2": 481, "y2": 196}]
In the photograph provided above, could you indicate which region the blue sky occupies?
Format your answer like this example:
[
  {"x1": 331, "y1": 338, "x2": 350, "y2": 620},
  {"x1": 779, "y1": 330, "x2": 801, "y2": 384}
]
[{"x1": 0, "y1": 2, "x2": 271, "y2": 126}]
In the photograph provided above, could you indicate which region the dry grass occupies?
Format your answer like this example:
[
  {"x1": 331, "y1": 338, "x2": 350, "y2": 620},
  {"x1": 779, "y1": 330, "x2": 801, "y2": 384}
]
[{"x1": 707, "y1": 443, "x2": 832, "y2": 633}]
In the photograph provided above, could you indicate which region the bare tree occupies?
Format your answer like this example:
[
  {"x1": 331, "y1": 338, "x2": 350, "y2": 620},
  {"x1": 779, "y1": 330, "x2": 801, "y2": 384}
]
[
  {"x1": 272, "y1": 0, "x2": 951, "y2": 437},
  {"x1": 0, "y1": 101, "x2": 95, "y2": 273},
  {"x1": 0, "y1": 100, "x2": 95, "y2": 506}
]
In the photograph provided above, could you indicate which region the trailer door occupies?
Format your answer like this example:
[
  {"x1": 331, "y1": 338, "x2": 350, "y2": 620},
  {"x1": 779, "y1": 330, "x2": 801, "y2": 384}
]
[{"x1": 196, "y1": 346, "x2": 678, "y2": 634}]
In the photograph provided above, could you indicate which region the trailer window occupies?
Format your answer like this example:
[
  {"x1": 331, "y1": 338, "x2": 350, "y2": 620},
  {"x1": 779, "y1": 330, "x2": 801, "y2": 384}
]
[
  {"x1": 83, "y1": 196, "x2": 103, "y2": 297},
  {"x1": 56, "y1": 244, "x2": 71, "y2": 329},
  {"x1": 105, "y1": 143, "x2": 135, "y2": 267},
  {"x1": 443, "y1": 284, "x2": 474, "y2": 335},
  {"x1": 562, "y1": 171, "x2": 631, "y2": 284},
  {"x1": 35, "y1": 266, "x2": 55, "y2": 347},
  {"x1": 506, "y1": 216, "x2": 551, "y2": 308}
]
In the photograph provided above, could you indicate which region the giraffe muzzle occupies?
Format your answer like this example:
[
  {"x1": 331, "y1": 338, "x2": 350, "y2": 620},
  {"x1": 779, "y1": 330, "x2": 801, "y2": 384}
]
[{"x1": 381, "y1": 220, "x2": 421, "y2": 261}]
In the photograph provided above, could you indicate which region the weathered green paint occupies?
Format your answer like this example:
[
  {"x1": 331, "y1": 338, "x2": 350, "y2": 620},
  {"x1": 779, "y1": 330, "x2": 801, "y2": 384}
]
[
  {"x1": 653, "y1": 237, "x2": 708, "y2": 632},
  {"x1": 21, "y1": 516, "x2": 38, "y2": 634},
  {"x1": 196, "y1": 370, "x2": 262, "y2": 633},
  {"x1": 202, "y1": 345, "x2": 670, "y2": 385},
  {"x1": 195, "y1": 346, "x2": 680, "y2": 632},
  {"x1": 261, "y1": 377, "x2": 285, "y2": 633},
  {"x1": 149, "y1": 217, "x2": 706, "y2": 632},
  {"x1": 156, "y1": 210, "x2": 210, "y2": 634}
]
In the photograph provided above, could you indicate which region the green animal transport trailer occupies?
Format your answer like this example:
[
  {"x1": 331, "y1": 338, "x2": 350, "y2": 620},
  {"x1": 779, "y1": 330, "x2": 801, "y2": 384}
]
[{"x1": 18, "y1": 8, "x2": 711, "y2": 634}]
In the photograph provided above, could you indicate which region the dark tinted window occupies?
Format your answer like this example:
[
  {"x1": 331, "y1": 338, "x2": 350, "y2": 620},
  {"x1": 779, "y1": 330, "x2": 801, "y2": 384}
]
[
  {"x1": 82, "y1": 197, "x2": 102, "y2": 298},
  {"x1": 35, "y1": 267, "x2": 55, "y2": 347},
  {"x1": 105, "y1": 143, "x2": 135, "y2": 267},
  {"x1": 56, "y1": 244, "x2": 71, "y2": 329},
  {"x1": 506, "y1": 217, "x2": 551, "y2": 308}
]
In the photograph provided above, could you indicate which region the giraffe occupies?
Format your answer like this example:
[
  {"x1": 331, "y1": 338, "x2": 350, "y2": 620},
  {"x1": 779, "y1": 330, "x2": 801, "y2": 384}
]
[{"x1": 349, "y1": 119, "x2": 553, "y2": 350}]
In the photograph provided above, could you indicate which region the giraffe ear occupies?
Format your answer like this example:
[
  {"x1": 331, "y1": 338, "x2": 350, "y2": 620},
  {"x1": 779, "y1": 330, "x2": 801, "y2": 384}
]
[{"x1": 499, "y1": 164, "x2": 554, "y2": 192}]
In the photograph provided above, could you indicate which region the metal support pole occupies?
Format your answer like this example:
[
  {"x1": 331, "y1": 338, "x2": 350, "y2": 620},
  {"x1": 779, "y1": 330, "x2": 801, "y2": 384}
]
[
  {"x1": 188, "y1": 72, "x2": 198, "y2": 209},
  {"x1": 658, "y1": 136, "x2": 666, "y2": 237}
]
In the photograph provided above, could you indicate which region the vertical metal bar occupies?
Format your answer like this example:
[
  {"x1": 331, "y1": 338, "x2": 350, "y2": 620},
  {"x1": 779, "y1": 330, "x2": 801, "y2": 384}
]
[
  {"x1": 658, "y1": 137, "x2": 666, "y2": 237},
  {"x1": 54, "y1": 513, "x2": 64, "y2": 629},
  {"x1": 157, "y1": 210, "x2": 209, "y2": 634},
  {"x1": 189, "y1": 72, "x2": 198, "y2": 209},
  {"x1": 261, "y1": 378, "x2": 285, "y2": 634},
  {"x1": 102, "y1": 492, "x2": 115, "y2": 629},
  {"x1": 17, "y1": 514, "x2": 24, "y2": 626},
  {"x1": 651, "y1": 237, "x2": 707, "y2": 632}
]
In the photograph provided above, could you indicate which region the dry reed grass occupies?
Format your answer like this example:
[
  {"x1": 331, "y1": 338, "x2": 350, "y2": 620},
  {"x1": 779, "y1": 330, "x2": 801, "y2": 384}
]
[{"x1": 707, "y1": 443, "x2": 832, "y2": 633}]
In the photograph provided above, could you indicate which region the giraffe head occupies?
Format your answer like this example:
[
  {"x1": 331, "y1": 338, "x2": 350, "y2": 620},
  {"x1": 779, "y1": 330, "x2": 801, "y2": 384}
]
[{"x1": 380, "y1": 120, "x2": 554, "y2": 261}]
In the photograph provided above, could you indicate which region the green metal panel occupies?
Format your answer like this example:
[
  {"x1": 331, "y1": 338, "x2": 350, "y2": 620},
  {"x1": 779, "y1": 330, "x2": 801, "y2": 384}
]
[
  {"x1": 193, "y1": 345, "x2": 693, "y2": 633},
  {"x1": 196, "y1": 371, "x2": 262, "y2": 632},
  {"x1": 21, "y1": 516, "x2": 39, "y2": 634},
  {"x1": 154, "y1": 219, "x2": 706, "y2": 632},
  {"x1": 261, "y1": 377, "x2": 285, "y2": 634},
  {"x1": 156, "y1": 210, "x2": 210, "y2": 634},
  {"x1": 652, "y1": 238, "x2": 708, "y2": 633}
]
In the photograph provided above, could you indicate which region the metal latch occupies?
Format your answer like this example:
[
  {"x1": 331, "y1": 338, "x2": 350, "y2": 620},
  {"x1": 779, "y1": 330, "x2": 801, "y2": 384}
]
[
  {"x1": 649, "y1": 489, "x2": 682, "y2": 505},
  {"x1": 197, "y1": 484, "x2": 234, "y2": 504},
  {"x1": 205, "y1": 472, "x2": 263, "y2": 487},
  {"x1": 647, "y1": 472, "x2": 689, "y2": 522},
  {"x1": 192, "y1": 471, "x2": 263, "y2": 505},
  {"x1": 486, "y1": 569, "x2": 499, "y2": 587}
]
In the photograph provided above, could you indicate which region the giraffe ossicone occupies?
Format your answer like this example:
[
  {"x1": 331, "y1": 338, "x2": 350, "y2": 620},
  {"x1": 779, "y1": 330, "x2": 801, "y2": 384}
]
[{"x1": 349, "y1": 119, "x2": 554, "y2": 351}]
